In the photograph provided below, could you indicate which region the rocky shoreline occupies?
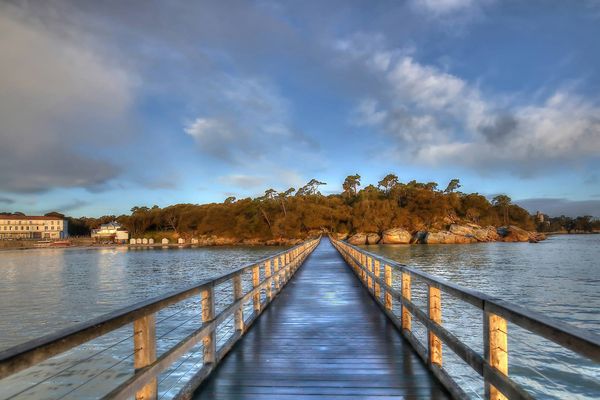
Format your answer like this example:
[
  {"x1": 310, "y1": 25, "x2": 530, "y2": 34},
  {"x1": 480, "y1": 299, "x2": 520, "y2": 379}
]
[{"x1": 341, "y1": 224, "x2": 546, "y2": 245}]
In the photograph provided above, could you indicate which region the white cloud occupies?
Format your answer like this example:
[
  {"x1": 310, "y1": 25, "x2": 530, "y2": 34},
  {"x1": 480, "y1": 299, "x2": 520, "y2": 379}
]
[
  {"x1": 340, "y1": 36, "x2": 600, "y2": 176},
  {"x1": 410, "y1": 0, "x2": 494, "y2": 18},
  {"x1": 184, "y1": 75, "x2": 318, "y2": 165},
  {"x1": 413, "y1": 0, "x2": 477, "y2": 14},
  {"x1": 219, "y1": 174, "x2": 267, "y2": 189}
]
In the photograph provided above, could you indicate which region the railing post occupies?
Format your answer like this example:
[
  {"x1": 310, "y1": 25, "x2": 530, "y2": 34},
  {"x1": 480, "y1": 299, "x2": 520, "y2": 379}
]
[
  {"x1": 286, "y1": 252, "x2": 291, "y2": 280},
  {"x1": 264, "y1": 260, "x2": 272, "y2": 301},
  {"x1": 384, "y1": 264, "x2": 392, "y2": 310},
  {"x1": 273, "y1": 257, "x2": 280, "y2": 291},
  {"x1": 360, "y1": 254, "x2": 367, "y2": 283},
  {"x1": 367, "y1": 256, "x2": 373, "y2": 292},
  {"x1": 401, "y1": 272, "x2": 412, "y2": 331},
  {"x1": 374, "y1": 259, "x2": 381, "y2": 299},
  {"x1": 428, "y1": 285, "x2": 442, "y2": 366},
  {"x1": 252, "y1": 264, "x2": 260, "y2": 313},
  {"x1": 201, "y1": 286, "x2": 216, "y2": 365},
  {"x1": 133, "y1": 314, "x2": 157, "y2": 400},
  {"x1": 484, "y1": 312, "x2": 508, "y2": 400},
  {"x1": 233, "y1": 273, "x2": 244, "y2": 333},
  {"x1": 280, "y1": 255, "x2": 286, "y2": 283}
]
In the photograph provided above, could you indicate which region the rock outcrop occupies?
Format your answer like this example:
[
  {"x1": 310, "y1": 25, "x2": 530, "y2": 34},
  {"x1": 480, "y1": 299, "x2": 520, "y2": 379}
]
[
  {"x1": 448, "y1": 224, "x2": 476, "y2": 237},
  {"x1": 382, "y1": 228, "x2": 412, "y2": 244},
  {"x1": 348, "y1": 233, "x2": 367, "y2": 245},
  {"x1": 366, "y1": 233, "x2": 381, "y2": 245},
  {"x1": 497, "y1": 226, "x2": 547, "y2": 243},
  {"x1": 266, "y1": 238, "x2": 304, "y2": 246},
  {"x1": 473, "y1": 226, "x2": 500, "y2": 242},
  {"x1": 424, "y1": 231, "x2": 477, "y2": 244},
  {"x1": 497, "y1": 226, "x2": 530, "y2": 242},
  {"x1": 344, "y1": 223, "x2": 545, "y2": 246}
]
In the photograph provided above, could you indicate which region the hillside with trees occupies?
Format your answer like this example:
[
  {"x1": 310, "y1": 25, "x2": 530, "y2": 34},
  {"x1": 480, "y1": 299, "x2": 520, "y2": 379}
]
[{"x1": 57, "y1": 175, "x2": 586, "y2": 244}]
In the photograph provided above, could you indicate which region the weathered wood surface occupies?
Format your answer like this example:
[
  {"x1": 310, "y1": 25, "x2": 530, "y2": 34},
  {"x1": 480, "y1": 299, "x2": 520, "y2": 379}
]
[{"x1": 194, "y1": 239, "x2": 450, "y2": 399}]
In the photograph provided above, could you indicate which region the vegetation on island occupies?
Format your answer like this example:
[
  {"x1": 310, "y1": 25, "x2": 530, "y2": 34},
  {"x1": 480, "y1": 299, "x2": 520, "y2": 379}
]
[{"x1": 40, "y1": 175, "x2": 592, "y2": 242}]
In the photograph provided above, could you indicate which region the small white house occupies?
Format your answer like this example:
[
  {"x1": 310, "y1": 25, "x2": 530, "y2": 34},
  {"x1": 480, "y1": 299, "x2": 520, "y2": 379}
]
[
  {"x1": 161, "y1": 238, "x2": 169, "y2": 244},
  {"x1": 91, "y1": 222, "x2": 129, "y2": 244},
  {"x1": 149, "y1": 238, "x2": 155, "y2": 245},
  {"x1": 178, "y1": 238, "x2": 185, "y2": 244}
]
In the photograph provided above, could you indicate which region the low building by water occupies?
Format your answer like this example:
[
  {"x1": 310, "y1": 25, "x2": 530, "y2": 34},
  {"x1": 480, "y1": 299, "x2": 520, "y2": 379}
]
[
  {"x1": 91, "y1": 221, "x2": 129, "y2": 243},
  {"x1": 0, "y1": 214, "x2": 68, "y2": 240}
]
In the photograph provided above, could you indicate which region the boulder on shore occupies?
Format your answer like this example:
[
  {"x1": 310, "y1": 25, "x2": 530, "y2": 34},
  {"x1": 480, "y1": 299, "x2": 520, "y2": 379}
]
[
  {"x1": 366, "y1": 233, "x2": 381, "y2": 245},
  {"x1": 214, "y1": 237, "x2": 237, "y2": 245},
  {"x1": 348, "y1": 233, "x2": 367, "y2": 245},
  {"x1": 335, "y1": 232, "x2": 349, "y2": 241},
  {"x1": 497, "y1": 226, "x2": 546, "y2": 242},
  {"x1": 448, "y1": 224, "x2": 476, "y2": 237},
  {"x1": 382, "y1": 228, "x2": 412, "y2": 244},
  {"x1": 472, "y1": 226, "x2": 500, "y2": 242},
  {"x1": 424, "y1": 231, "x2": 477, "y2": 244},
  {"x1": 241, "y1": 238, "x2": 262, "y2": 245},
  {"x1": 497, "y1": 225, "x2": 530, "y2": 242}
]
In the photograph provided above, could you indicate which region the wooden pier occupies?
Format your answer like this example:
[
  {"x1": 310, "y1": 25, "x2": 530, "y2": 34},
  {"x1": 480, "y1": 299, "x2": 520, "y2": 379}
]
[
  {"x1": 194, "y1": 238, "x2": 449, "y2": 399},
  {"x1": 0, "y1": 236, "x2": 599, "y2": 400}
]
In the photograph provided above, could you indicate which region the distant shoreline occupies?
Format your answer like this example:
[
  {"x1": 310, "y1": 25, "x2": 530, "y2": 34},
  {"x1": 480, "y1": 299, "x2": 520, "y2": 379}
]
[
  {"x1": 1, "y1": 231, "x2": 598, "y2": 252},
  {"x1": 545, "y1": 231, "x2": 599, "y2": 235}
]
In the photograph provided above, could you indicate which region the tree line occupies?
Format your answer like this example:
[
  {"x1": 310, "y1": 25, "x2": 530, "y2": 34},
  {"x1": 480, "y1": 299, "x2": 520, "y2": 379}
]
[{"x1": 47, "y1": 174, "x2": 600, "y2": 239}]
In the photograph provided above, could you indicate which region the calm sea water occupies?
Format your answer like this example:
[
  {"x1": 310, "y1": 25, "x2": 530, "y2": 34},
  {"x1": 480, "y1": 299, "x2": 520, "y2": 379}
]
[
  {"x1": 0, "y1": 245, "x2": 282, "y2": 351},
  {"x1": 363, "y1": 234, "x2": 600, "y2": 400}
]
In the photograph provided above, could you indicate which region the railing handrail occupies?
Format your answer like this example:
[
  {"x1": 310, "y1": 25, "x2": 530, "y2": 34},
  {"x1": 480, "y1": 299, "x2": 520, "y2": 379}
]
[
  {"x1": 0, "y1": 237, "x2": 320, "y2": 381},
  {"x1": 337, "y1": 238, "x2": 600, "y2": 361}
]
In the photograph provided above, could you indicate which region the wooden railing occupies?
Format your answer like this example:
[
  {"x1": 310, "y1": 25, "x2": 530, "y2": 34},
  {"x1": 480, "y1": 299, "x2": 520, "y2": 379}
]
[
  {"x1": 331, "y1": 237, "x2": 600, "y2": 400},
  {"x1": 0, "y1": 237, "x2": 320, "y2": 399}
]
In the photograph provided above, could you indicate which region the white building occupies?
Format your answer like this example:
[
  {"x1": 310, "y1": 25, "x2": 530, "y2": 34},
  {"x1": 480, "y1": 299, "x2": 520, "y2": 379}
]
[
  {"x1": 91, "y1": 222, "x2": 129, "y2": 243},
  {"x1": 0, "y1": 215, "x2": 68, "y2": 240}
]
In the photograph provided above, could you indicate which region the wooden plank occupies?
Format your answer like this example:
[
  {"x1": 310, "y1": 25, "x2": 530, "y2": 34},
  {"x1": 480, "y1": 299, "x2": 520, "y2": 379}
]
[
  {"x1": 233, "y1": 273, "x2": 244, "y2": 333},
  {"x1": 401, "y1": 272, "x2": 412, "y2": 332},
  {"x1": 265, "y1": 260, "x2": 273, "y2": 301},
  {"x1": 273, "y1": 257, "x2": 280, "y2": 292},
  {"x1": 384, "y1": 264, "x2": 392, "y2": 311},
  {"x1": 374, "y1": 259, "x2": 381, "y2": 299},
  {"x1": 133, "y1": 315, "x2": 157, "y2": 400},
  {"x1": 201, "y1": 286, "x2": 216, "y2": 365},
  {"x1": 252, "y1": 265, "x2": 260, "y2": 313},
  {"x1": 428, "y1": 286, "x2": 442, "y2": 367},
  {"x1": 486, "y1": 312, "x2": 508, "y2": 400},
  {"x1": 366, "y1": 256, "x2": 373, "y2": 292}
]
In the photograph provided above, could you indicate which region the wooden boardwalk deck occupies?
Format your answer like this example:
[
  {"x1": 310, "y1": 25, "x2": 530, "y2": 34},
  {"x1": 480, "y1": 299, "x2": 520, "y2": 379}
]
[{"x1": 193, "y1": 239, "x2": 450, "y2": 399}]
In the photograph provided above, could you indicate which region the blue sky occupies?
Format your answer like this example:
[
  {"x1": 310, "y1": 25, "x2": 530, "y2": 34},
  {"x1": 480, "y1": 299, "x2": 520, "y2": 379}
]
[{"x1": 1, "y1": 0, "x2": 599, "y2": 217}]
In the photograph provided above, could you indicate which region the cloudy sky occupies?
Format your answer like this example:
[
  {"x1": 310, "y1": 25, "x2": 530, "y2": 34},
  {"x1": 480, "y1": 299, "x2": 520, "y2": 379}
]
[{"x1": 1, "y1": 0, "x2": 599, "y2": 217}]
